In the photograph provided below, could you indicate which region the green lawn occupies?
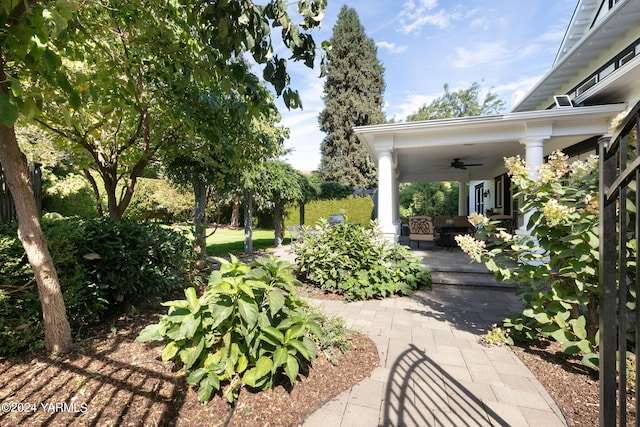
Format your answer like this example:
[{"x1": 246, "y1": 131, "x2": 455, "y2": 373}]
[{"x1": 205, "y1": 228, "x2": 291, "y2": 256}]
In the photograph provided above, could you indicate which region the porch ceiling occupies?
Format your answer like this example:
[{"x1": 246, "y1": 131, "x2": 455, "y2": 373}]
[{"x1": 354, "y1": 104, "x2": 627, "y2": 183}]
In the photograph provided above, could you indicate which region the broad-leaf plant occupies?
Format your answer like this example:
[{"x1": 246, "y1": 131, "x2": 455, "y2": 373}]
[{"x1": 138, "y1": 256, "x2": 324, "y2": 403}]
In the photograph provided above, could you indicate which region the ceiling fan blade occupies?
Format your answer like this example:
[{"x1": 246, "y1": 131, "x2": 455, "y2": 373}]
[{"x1": 464, "y1": 163, "x2": 483, "y2": 167}]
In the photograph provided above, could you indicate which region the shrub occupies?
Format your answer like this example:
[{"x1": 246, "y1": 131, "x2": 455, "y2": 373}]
[
  {"x1": 0, "y1": 217, "x2": 194, "y2": 355},
  {"x1": 43, "y1": 172, "x2": 98, "y2": 217},
  {"x1": 125, "y1": 178, "x2": 193, "y2": 222},
  {"x1": 456, "y1": 151, "x2": 601, "y2": 367},
  {"x1": 294, "y1": 219, "x2": 431, "y2": 300},
  {"x1": 138, "y1": 256, "x2": 325, "y2": 403},
  {"x1": 77, "y1": 218, "x2": 193, "y2": 305},
  {"x1": 284, "y1": 197, "x2": 374, "y2": 227}
]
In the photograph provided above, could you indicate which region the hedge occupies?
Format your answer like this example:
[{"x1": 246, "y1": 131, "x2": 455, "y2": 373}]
[{"x1": 284, "y1": 197, "x2": 374, "y2": 227}]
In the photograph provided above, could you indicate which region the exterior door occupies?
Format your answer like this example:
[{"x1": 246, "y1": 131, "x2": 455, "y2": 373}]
[{"x1": 474, "y1": 183, "x2": 484, "y2": 214}]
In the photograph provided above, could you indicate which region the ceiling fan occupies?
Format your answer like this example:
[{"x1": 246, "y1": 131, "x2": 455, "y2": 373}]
[{"x1": 450, "y1": 158, "x2": 483, "y2": 169}]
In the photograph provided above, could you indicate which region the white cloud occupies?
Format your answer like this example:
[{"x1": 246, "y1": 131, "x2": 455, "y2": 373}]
[
  {"x1": 536, "y1": 25, "x2": 568, "y2": 43},
  {"x1": 376, "y1": 41, "x2": 409, "y2": 54},
  {"x1": 451, "y1": 43, "x2": 509, "y2": 68},
  {"x1": 386, "y1": 92, "x2": 437, "y2": 121},
  {"x1": 490, "y1": 75, "x2": 545, "y2": 110},
  {"x1": 398, "y1": 0, "x2": 455, "y2": 33}
]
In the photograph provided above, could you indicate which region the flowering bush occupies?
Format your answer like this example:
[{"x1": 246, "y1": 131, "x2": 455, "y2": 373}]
[{"x1": 456, "y1": 150, "x2": 601, "y2": 367}]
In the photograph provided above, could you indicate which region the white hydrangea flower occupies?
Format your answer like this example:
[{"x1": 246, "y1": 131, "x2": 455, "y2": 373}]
[
  {"x1": 455, "y1": 234, "x2": 486, "y2": 262},
  {"x1": 541, "y1": 199, "x2": 574, "y2": 226},
  {"x1": 468, "y1": 212, "x2": 489, "y2": 227}
]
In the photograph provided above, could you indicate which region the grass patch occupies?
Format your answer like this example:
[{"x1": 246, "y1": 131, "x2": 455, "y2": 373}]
[{"x1": 205, "y1": 228, "x2": 292, "y2": 256}]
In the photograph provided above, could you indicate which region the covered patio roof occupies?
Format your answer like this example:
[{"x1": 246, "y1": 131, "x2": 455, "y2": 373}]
[{"x1": 354, "y1": 103, "x2": 627, "y2": 183}]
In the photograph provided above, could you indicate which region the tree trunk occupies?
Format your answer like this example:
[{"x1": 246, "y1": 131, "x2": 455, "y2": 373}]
[
  {"x1": 299, "y1": 200, "x2": 305, "y2": 225},
  {"x1": 0, "y1": 124, "x2": 72, "y2": 354},
  {"x1": 273, "y1": 199, "x2": 282, "y2": 247},
  {"x1": 230, "y1": 198, "x2": 240, "y2": 228},
  {"x1": 193, "y1": 181, "x2": 207, "y2": 267},
  {"x1": 244, "y1": 189, "x2": 253, "y2": 254},
  {"x1": 82, "y1": 168, "x2": 103, "y2": 217}
]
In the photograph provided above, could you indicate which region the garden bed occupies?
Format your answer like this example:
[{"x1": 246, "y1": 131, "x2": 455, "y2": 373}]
[{"x1": 0, "y1": 310, "x2": 379, "y2": 427}]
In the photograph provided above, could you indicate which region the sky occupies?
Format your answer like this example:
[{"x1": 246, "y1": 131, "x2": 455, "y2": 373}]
[{"x1": 272, "y1": 0, "x2": 578, "y2": 171}]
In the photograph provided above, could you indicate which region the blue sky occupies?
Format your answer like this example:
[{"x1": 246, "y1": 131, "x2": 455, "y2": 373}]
[{"x1": 274, "y1": 0, "x2": 578, "y2": 171}]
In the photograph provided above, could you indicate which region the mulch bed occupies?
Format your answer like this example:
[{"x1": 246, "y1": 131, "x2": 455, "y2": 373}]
[
  {"x1": 510, "y1": 340, "x2": 636, "y2": 426},
  {"x1": 0, "y1": 309, "x2": 379, "y2": 427}
]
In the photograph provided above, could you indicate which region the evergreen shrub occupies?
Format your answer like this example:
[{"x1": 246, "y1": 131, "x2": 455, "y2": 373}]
[
  {"x1": 284, "y1": 197, "x2": 373, "y2": 227},
  {"x1": 0, "y1": 217, "x2": 194, "y2": 355},
  {"x1": 294, "y1": 219, "x2": 431, "y2": 300}
]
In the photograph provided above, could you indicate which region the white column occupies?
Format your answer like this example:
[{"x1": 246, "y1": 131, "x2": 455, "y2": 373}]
[
  {"x1": 520, "y1": 137, "x2": 546, "y2": 233},
  {"x1": 377, "y1": 149, "x2": 397, "y2": 242},
  {"x1": 458, "y1": 179, "x2": 468, "y2": 216},
  {"x1": 524, "y1": 138, "x2": 545, "y2": 180}
]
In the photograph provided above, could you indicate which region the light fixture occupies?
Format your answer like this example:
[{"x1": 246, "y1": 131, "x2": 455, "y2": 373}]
[
  {"x1": 483, "y1": 189, "x2": 490, "y2": 198},
  {"x1": 554, "y1": 95, "x2": 573, "y2": 108}
]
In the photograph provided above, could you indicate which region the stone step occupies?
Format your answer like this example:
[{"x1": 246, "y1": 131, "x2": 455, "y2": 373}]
[{"x1": 430, "y1": 270, "x2": 515, "y2": 289}]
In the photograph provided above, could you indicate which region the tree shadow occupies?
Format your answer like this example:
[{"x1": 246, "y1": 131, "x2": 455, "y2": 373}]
[
  {"x1": 409, "y1": 289, "x2": 522, "y2": 337},
  {"x1": 0, "y1": 318, "x2": 188, "y2": 426},
  {"x1": 382, "y1": 344, "x2": 510, "y2": 426}
]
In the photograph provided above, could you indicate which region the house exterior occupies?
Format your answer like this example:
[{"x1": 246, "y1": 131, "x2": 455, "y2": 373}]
[{"x1": 354, "y1": 0, "x2": 640, "y2": 242}]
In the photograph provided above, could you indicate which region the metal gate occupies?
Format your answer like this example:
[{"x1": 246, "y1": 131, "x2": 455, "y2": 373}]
[{"x1": 599, "y1": 100, "x2": 640, "y2": 426}]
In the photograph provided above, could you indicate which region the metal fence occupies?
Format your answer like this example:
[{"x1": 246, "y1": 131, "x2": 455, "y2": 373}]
[
  {"x1": 0, "y1": 162, "x2": 42, "y2": 221},
  {"x1": 599, "y1": 100, "x2": 640, "y2": 426}
]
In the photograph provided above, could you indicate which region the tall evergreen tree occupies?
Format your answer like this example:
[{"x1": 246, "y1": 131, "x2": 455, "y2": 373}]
[{"x1": 318, "y1": 6, "x2": 385, "y2": 189}]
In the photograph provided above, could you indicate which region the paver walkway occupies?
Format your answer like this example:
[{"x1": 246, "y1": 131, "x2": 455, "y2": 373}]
[{"x1": 302, "y1": 287, "x2": 568, "y2": 427}]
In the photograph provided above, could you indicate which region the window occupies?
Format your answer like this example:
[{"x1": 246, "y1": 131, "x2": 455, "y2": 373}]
[{"x1": 495, "y1": 176, "x2": 504, "y2": 208}]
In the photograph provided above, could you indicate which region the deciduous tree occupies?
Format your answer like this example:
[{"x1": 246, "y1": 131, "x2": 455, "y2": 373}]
[
  {"x1": 407, "y1": 82, "x2": 504, "y2": 121},
  {"x1": 0, "y1": 0, "x2": 327, "y2": 354}
]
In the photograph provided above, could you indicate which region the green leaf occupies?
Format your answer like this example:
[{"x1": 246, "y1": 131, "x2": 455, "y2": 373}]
[
  {"x1": 197, "y1": 374, "x2": 220, "y2": 402},
  {"x1": 187, "y1": 367, "x2": 208, "y2": 384},
  {"x1": 570, "y1": 316, "x2": 588, "y2": 340},
  {"x1": 268, "y1": 290, "x2": 286, "y2": 316},
  {"x1": 302, "y1": 336, "x2": 317, "y2": 360},
  {"x1": 550, "y1": 329, "x2": 572, "y2": 344},
  {"x1": 534, "y1": 312, "x2": 552, "y2": 324},
  {"x1": 210, "y1": 301, "x2": 234, "y2": 329},
  {"x1": 261, "y1": 326, "x2": 285, "y2": 344},
  {"x1": 255, "y1": 356, "x2": 273, "y2": 377},
  {"x1": 184, "y1": 287, "x2": 201, "y2": 312},
  {"x1": 161, "y1": 341, "x2": 180, "y2": 362},
  {"x1": 582, "y1": 353, "x2": 599, "y2": 368},
  {"x1": 166, "y1": 313, "x2": 200, "y2": 340},
  {"x1": 562, "y1": 341, "x2": 581, "y2": 355},
  {"x1": 236, "y1": 354, "x2": 249, "y2": 373},
  {"x1": 136, "y1": 323, "x2": 164, "y2": 342},
  {"x1": 180, "y1": 334, "x2": 204, "y2": 370},
  {"x1": 238, "y1": 282, "x2": 256, "y2": 299},
  {"x1": 306, "y1": 321, "x2": 324, "y2": 339},
  {"x1": 273, "y1": 346, "x2": 288, "y2": 368},
  {"x1": 0, "y1": 92, "x2": 19, "y2": 126},
  {"x1": 284, "y1": 322, "x2": 305, "y2": 340},
  {"x1": 238, "y1": 295, "x2": 259, "y2": 329},
  {"x1": 284, "y1": 354, "x2": 299, "y2": 385},
  {"x1": 287, "y1": 338, "x2": 310, "y2": 360}
]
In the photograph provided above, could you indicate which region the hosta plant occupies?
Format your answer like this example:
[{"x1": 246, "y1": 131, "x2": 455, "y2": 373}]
[
  {"x1": 294, "y1": 219, "x2": 431, "y2": 300},
  {"x1": 137, "y1": 255, "x2": 324, "y2": 403}
]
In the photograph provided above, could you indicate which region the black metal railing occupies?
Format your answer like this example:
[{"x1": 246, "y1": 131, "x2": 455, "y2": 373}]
[{"x1": 599, "y1": 100, "x2": 640, "y2": 426}]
